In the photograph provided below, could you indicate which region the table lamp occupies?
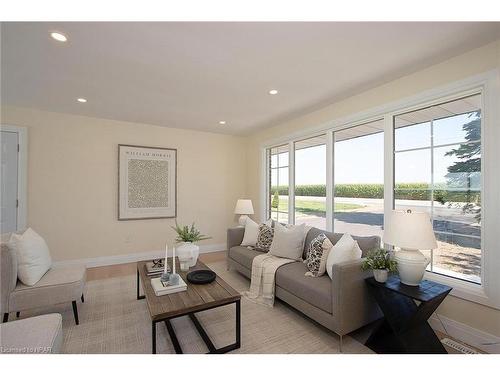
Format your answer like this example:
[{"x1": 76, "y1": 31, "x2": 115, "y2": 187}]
[
  {"x1": 383, "y1": 209, "x2": 437, "y2": 286},
  {"x1": 234, "y1": 199, "x2": 254, "y2": 226}
]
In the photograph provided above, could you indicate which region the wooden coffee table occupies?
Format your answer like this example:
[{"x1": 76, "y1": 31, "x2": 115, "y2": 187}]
[{"x1": 136, "y1": 258, "x2": 241, "y2": 354}]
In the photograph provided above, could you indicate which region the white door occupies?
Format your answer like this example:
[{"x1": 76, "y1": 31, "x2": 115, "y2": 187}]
[{"x1": 1, "y1": 131, "x2": 19, "y2": 233}]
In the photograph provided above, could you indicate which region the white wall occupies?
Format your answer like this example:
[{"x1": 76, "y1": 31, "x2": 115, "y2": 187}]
[
  {"x1": 1, "y1": 106, "x2": 247, "y2": 262},
  {"x1": 245, "y1": 40, "x2": 500, "y2": 338}
]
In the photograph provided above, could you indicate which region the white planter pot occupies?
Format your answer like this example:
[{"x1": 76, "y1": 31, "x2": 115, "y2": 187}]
[
  {"x1": 176, "y1": 242, "x2": 200, "y2": 269},
  {"x1": 373, "y1": 269, "x2": 389, "y2": 283}
]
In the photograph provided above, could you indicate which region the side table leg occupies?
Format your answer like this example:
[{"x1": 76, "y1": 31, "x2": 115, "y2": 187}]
[
  {"x1": 152, "y1": 321, "x2": 157, "y2": 354},
  {"x1": 235, "y1": 299, "x2": 241, "y2": 348}
]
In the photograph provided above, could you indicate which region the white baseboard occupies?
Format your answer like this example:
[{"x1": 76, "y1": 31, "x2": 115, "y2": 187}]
[
  {"x1": 53, "y1": 243, "x2": 226, "y2": 269},
  {"x1": 429, "y1": 314, "x2": 500, "y2": 354}
]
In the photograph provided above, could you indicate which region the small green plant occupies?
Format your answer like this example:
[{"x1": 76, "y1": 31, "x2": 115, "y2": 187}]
[
  {"x1": 171, "y1": 221, "x2": 211, "y2": 243},
  {"x1": 361, "y1": 249, "x2": 397, "y2": 272},
  {"x1": 271, "y1": 190, "x2": 279, "y2": 209}
]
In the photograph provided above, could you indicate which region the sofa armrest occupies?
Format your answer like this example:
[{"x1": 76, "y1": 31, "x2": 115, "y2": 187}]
[
  {"x1": 227, "y1": 227, "x2": 244, "y2": 250},
  {"x1": 331, "y1": 258, "x2": 382, "y2": 335}
]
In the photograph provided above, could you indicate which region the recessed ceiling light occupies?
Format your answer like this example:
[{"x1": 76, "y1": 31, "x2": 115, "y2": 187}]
[
  {"x1": 77, "y1": 98, "x2": 87, "y2": 103},
  {"x1": 269, "y1": 89, "x2": 279, "y2": 95},
  {"x1": 219, "y1": 121, "x2": 226, "y2": 125},
  {"x1": 50, "y1": 32, "x2": 68, "y2": 42}
]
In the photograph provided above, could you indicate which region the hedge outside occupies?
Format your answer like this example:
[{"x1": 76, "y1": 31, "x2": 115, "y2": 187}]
[{"x1": 270, "y1": 183, "x2": 480, "y2": 203}]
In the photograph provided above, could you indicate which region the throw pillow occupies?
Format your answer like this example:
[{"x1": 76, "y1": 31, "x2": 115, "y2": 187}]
[
  {"x1": 255, "y1": 223, "x2": 274, "y2": 252},
  {"x1": 304, "y1": 233, "x2": 333, "y2": 277},
  {"x1": 268, "y1": 223, "x2": 308, "y2": 261},
  {"x1": 240, "y1": 218, "x2": 259, "y2": 246},
  {"x1": 8, "y1": 228, "x2": 52, "y2": 286},
  {"x1": 326, "y1": 233, "x2": 362, "y2": 280}
]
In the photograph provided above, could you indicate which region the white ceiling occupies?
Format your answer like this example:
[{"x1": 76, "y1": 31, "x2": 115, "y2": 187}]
[{"x1": 1, "y1": 22, "x2": 499, "y2": 135}]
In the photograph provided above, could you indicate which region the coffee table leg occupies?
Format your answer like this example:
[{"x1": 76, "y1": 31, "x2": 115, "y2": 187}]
[
  {"x1": 152, "y1": 321, "x2": 157, "y2": 354},
  {"x1": 137, "y1": 269, "x2": 145, "y2": 300}
]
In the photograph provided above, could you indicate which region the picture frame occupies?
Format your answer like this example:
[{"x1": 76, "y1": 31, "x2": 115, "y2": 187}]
[{"x1": 118, "y1": 144, "x2": 177, "y2": 220}]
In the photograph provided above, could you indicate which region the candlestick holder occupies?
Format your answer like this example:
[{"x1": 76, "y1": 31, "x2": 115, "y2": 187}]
[
  {"x1": 160, "y1": 271, "x2": 170, "y2": 285},
  {"x1": 169, "y1": 273, "x2": 180, "y2": 286}
]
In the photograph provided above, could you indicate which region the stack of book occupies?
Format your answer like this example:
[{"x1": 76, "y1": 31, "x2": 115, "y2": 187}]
[
  {"x1": 145, "y1": 259, "x2": 170, "y2": 277},
  {"x1": 151, "y1": 276, "x2": 187, "y2": 296}
]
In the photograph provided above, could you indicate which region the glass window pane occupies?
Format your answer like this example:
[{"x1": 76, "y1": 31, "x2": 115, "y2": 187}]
[
  {"x1": 395, "y1": 149, "x2": 431, "y2": 184},
  {"x1": 433, "y1": 145, "x2": 481, "y2": 191},
  {"x1": 271, "y1": 168, "x2": 278, "y2": 187},
  {"x1": 271, "y1": 154, "x2": 278, "y2": 168},
  {"x1": 278, "y1": 152, "x2": 289, "y2": 167},
  {"x1": 277, "y1": 212, "x2": 289, "y2": 224},
  {"x1": 394, "y1": 122, "x2": 430, "y2": 151},
  {"x1": 294, "y1": 136, "x2": 326, "y2": 230},
  {"x1": 278, "y1": 167, "x2": 288, "y2": 188},
  {"x1": 433, "y1": 112, "x2": 481, "y2": 146},
  {"x1": 334, "y1": 121, "x2": 384, "y2": 238}
]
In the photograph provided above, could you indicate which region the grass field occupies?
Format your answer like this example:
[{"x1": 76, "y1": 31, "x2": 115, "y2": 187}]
[{"x1": 276, "y1": 199, "x2": 363, "y2": 216}]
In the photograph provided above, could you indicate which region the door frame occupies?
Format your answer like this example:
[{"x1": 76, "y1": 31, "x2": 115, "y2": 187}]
[{"x1": 1, "y1": 124, "x2": 28, "y2": 232}]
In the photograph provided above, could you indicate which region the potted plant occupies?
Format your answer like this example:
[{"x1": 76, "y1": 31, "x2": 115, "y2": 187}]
[
  {"x1": 361, "y1": 248, "x2": 397, "y2": 283},
  {"x1": 171, "y1": 222, "x2": 211, "y2": 270}
]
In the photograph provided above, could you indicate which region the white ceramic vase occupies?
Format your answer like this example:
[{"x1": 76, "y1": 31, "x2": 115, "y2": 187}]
[
  {"x1": 373, "y1": 269, "x2": 389, "y2": 283},
  {"x1": 176, "y1": 242, "x2": 200, "y2": 269}
]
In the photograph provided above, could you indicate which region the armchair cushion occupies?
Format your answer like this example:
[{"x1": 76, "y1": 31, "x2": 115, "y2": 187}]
[{"x1": 10, "y1": 264, "x2": 86, "y2": 312}]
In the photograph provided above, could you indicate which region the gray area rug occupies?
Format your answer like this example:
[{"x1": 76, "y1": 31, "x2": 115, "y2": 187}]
[{"x1": 19, "y1": 261, "x2": 374, "y2": 354}]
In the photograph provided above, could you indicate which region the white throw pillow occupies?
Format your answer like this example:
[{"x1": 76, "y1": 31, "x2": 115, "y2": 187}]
[
  {"x1": 8, "y1": 228, "x2": 52, "y2": 286},
  {"x1": 269, "y1": 223, "x2": 308, "y2": 260},
  {"x1": 240, "y1": 218, "x2": 259, "y2": 246},
  {"x1": 326, "y1": 233, "x2": 362, "y2": 280}
]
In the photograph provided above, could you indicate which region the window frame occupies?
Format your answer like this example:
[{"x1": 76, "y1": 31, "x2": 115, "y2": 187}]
[{"x1": 260, "y1": 70, "x2": 500, "y2": 309}]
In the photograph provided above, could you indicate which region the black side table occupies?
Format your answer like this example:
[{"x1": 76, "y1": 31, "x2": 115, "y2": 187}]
[{"x1": 365, "y1": 275, "x2": 451, "y2": 354}]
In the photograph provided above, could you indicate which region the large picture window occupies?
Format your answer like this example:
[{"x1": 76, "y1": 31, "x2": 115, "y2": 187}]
[
  {"x1": 333, "y1": 119, "x2": 384, "y2": 237},
  {"x1": 394, "y1": 94, "x2": 482, "y2": 284},
  {"x1": 268, "y1": 144, "x2": 289, "y2": 223},
  {"x1": 294, "y1": 135, "x2": 327, "y2": 229}
]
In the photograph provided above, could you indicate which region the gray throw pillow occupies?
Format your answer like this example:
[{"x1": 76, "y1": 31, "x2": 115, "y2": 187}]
[{"x1": 268, "y1": 223, "x2": 307, "y2": 260}]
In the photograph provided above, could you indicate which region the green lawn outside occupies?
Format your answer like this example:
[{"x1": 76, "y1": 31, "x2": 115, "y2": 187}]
[{"x1": 276, "y1": 199, "x2": 363, "y2": 216}]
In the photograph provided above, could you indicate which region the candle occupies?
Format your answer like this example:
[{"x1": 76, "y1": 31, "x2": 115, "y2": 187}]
[
  {"x1": 164, "y1": 243, "x2": 168, "y2": 273},
  {"x1": 173, "y1": 246, "x2": 176, "y2": 274}
]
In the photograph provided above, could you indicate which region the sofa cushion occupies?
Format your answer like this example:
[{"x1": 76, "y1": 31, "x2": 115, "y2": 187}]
[
  {"x1": 303, "y1": 227, "x2": 380, "y2": 259},
  {"x1": 0, "y1": 313, "x2": 63, "y2": 353},
  {"x1": 10, "y1": 264, "x2": 86, "y2": 311},
  {"x1": 228, "y1": 246, "x2": 262, "y2": 270},
  {"x1": 275, "y1": 261, "x2": 332, "y2": 313}
]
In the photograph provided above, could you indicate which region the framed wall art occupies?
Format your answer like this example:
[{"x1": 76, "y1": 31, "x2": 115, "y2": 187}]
[{"x1": 118, "y1": 144, "x2": 177, "y2": 220}]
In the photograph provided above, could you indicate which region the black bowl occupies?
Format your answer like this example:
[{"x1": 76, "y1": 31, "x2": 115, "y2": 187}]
[{"x1": 187, "y1": 269, "x2": 216, "y2": 284}]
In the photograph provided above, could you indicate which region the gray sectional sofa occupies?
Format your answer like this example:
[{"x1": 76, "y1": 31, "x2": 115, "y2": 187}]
[{"x1": 227, "y1": 226, "x2": 383, "y2": 350}]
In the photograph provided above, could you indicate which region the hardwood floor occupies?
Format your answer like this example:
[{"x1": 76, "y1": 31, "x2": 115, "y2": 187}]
[
  {"x1": 86, "y1": 251, "x2": 226, "y2": 281},
  {"x1": 85, "y1": 250, "x2": 482, "y2": 354}
]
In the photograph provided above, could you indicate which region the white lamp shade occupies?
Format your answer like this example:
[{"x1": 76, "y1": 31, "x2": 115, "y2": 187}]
[
  {"x1": 234, "y1": 199, "x2": 254, "y2": 215},
  {"x1": 383, "y1": 210, "x2": 437, "y2": 250}
]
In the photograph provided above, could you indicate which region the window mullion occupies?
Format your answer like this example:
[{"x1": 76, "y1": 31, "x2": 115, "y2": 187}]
[
  {"x1": 326, "y1": 130, "x2": 334, "y2": 232},
  {"x1": 384, "y1": 113, "x2": 394, "y2": 250},
  {"x1": 288, "y1": 142, "x2": 295, "y2": 224}
]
